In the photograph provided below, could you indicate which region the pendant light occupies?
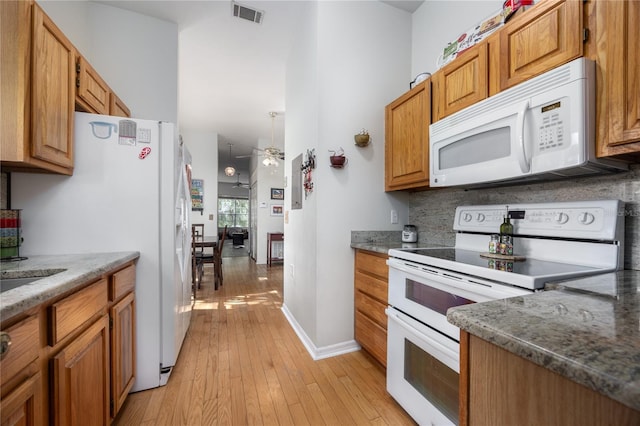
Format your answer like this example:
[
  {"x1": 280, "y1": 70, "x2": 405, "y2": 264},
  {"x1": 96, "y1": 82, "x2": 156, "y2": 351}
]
[{"x1": 224, "y1": 143, "x2": 236, "y2": 177}]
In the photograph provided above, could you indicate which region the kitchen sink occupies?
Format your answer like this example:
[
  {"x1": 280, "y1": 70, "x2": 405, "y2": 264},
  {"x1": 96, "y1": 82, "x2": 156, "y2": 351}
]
[{"x1": 0, "y1": 269, "x2": 66, "y2": 293}]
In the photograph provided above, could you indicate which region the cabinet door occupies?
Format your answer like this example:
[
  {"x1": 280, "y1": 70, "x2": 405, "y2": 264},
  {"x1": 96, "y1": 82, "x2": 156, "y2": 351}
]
[
  {"x1": 495, "y1": 0, "x2": 582, "y2": 92},
  {"x1": 76, "y1": 56, "x2": 110, "y2": 115},
  {"x1": 109, "y1": 93, "x2": 131, "y2": 118},
  {"x1": 433, "y1": 43, "x2": 488, "y2": 121},
  {"x1": 355, "y1": 311, "x2": 387, "y2": 367},
  {"x1": 0, "y1": 371, "x2": 42, "y2": 426},
  {"x1": 31, "y1": 4, "x2": 75, "y2": 169},
  {"x1": 110, "y1": 292, "x2": 136, "y2": 419},
  {"x1": 598, "y1": 0, "x2": 640, "y2": 155},
  {"x1": 385, "y1": 79, "x2": 431, "y2": 191},
  {"x1": 51, "y1": 315, "x2": 110, "y2": 426}
]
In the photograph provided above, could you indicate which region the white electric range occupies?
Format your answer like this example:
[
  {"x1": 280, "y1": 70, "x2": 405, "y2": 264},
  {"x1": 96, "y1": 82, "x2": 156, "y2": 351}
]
[{"x1": 385, "y1": 199, "x2": 625, "y2": 426}]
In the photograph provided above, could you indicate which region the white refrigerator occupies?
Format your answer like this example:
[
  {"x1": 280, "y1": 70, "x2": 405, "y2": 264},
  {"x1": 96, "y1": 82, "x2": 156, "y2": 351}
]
[{"x1": 11, "y1": 111, "x2": 193, "y2": 392}]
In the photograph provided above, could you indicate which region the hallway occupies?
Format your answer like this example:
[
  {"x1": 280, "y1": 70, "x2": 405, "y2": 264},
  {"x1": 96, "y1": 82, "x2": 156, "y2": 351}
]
[{"x1": 113, "y1": 257, "x2": 415, "y2": 425}]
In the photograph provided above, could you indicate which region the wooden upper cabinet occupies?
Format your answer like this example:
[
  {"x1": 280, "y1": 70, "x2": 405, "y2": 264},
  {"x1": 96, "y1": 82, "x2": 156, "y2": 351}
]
[
  {"x1": 76, "y1": 55, "x2": 110, "y2": 115},
  {"x1": 493, "y1": 0, "x2": 582, "y2": 93},
  {"x1": 31, "y1": 4, "x2": 76, "y2": 170},
  {"x1": 385, "y1": 79, "x2": 431, "y2": 191},
  {"x1": 432, "y1": 42, "x2": 489, "y2": 122},
  {"x1": 1, "y1": 1, "x2": 74, "y2": 174},
  {"x1": 587, "y1": 0, "x2": 640, "y2": 157},
  {"x1": 110, "y1": 92, "x2": 131, "y2": 118}
]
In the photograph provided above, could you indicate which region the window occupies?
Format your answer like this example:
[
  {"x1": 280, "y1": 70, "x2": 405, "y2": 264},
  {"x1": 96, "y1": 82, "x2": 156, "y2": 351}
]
[{"x1": 218, "y1": 198, "x2": 249, "y2": 228}]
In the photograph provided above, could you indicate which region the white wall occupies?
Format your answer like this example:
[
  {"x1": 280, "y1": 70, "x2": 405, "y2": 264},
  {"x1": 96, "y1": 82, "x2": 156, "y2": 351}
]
[
  {"x1": 284, "y1": 1, "x2": 411, "y2": 354},
  {"x1": 412, "y1": 0, "x2": 503, "y2": 77},
  {"x1": 37, "y1": 0, "x2": 178, "y2": 123},
  {"x1": 253, "y1": 147, "x2": 285, "y2": 265},
  {"x1": 183, "y1": 130, "x2": 219, "y2": 238}
]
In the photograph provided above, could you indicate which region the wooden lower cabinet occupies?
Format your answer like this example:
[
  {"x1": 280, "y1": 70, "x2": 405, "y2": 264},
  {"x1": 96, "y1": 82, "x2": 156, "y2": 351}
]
[
  {"x1": 51, "y1": 314, "x2": 110, "y2": 426},
  {"x1": 1, "y1": 370, "x2": 42, "y2": 426},
  {"x1": 110, "y1": 292, "x2": 136, "y2": 418},
  {"x1": 354, "y1": 250, "x2": 389, "y2": 366},
  {"x1": 460, "y1": 331, "x2": 640, "y2": 426},
  {"x1": 0, "y1": 260, "x2": 136, "y2": 425}
]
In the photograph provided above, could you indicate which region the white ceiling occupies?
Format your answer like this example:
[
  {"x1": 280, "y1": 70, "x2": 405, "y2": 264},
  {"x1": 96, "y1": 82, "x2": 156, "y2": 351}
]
[{"x1": 94, "y1": 0, "x2": 423, "y2": 175}]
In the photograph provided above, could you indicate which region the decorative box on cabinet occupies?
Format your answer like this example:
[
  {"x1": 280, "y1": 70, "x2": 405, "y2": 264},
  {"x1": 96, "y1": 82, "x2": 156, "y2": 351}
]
[
  {"x1": 354, "y1": 249, "x2": 389, "y2": 366},
  {"x1": 384, "y1": 79, "x2": 431, "y2": 191},
  {"x1": 0, "y1": 1, "x2": 75, "y2": 175}
]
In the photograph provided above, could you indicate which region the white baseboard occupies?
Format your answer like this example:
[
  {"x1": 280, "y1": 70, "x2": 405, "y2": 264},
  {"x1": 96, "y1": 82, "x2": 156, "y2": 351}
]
[{"x1": 281, "y1": 304, "x2": 361, "y2": 360}]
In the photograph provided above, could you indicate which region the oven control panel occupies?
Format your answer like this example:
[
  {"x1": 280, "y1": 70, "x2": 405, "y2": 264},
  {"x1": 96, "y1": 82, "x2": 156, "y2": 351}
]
[{"x1": 454, "y1": 200, "x2": 623, "y2": 240}]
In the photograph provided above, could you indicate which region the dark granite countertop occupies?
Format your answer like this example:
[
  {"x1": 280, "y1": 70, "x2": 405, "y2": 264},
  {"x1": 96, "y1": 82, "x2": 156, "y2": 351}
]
[
  {"x1": 1, "y1": 252, "x2": 139, "y2": 322},
  {"x1": 447, "y1": 270, "x2": 640, "y2": 412}
]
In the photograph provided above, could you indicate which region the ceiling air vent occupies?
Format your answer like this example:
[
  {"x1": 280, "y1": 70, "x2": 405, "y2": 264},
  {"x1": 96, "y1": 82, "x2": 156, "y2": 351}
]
[{"x1": 232, "y1": 2, "x2": 264, "y2": 24}]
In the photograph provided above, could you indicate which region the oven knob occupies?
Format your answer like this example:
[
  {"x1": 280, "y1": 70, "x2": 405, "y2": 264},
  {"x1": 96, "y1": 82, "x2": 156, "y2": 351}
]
[
  {"x1": 578, "y1": 212, "x2": 595, "y2": 225},
  {"x1": 476, "y1": 213, "x2": 486, "y2": 222},
  {"x1": 555, "y1": 212, "x2": 569, "y2": 224},
  {"x1": 462, "y1": 213, "x2": 472, "y2": 222}
]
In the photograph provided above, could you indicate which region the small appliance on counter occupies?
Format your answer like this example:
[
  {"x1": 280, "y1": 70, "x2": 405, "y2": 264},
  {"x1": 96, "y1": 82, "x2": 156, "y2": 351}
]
[{"x1": 402, "y1": 225, "x2": 417, "y2": 243}]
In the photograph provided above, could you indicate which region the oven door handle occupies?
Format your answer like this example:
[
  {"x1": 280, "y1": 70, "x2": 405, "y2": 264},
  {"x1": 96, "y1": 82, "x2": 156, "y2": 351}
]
[
  {"x1": 388, "y1": 260, "x2": 437, "y2": 277},
  {"x1": 386, "y1": 308, "x2": 458, "y2": 357}
]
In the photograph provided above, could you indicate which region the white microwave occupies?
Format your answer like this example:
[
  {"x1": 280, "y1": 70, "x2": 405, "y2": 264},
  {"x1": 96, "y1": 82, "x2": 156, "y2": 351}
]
[{"x1": 429, "y1": 58, "x2": 627, "y2": 188}]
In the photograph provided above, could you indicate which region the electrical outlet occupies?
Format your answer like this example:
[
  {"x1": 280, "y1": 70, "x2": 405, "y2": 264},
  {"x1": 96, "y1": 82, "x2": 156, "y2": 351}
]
[
  {"x1": 208, "y1": 214, "x2": 214, "y2": 220},
  {"x1": 391, "y1": 209, "x2": 398, "y2": 224},
  {"x1": 289, "y1": 264, "x2": 295, "y2": 278}
]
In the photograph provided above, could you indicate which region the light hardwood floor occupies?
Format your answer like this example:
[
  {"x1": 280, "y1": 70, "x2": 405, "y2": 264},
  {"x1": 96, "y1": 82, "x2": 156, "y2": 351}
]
[{"x1": 113, "y1": 257, "x2": 416, "y2": 425}]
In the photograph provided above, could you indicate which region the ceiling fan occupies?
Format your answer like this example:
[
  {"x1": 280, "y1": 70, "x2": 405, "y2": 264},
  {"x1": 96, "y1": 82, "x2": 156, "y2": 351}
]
[
  {"x1": 232, "y1": 172, "x2": 251, "y2": 189},
  {"x1": 235, "y1": 112, "x2": 285, "y2": 163}
]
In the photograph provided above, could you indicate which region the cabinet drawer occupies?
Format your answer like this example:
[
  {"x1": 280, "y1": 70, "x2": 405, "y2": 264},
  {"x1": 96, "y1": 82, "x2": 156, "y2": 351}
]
[
  {"x1": 0, "y1": 315, "x2": 39, "y2": 386},
  {"x1": 355, "y1": 290, "x2": 387, "y2": 329},
  {"x1": 355, "y1": 271, "x2": 388, "y2": 304},
  {"x1": 110, "y1": 263, "x2": 135, "y2": 302},
  {"x1": 48, "y1": 278, "x2": 108, "y2": 346},
  {"x1": 355, "y1": 250, "x2": 388, "y2": 280},
  {"x1": 355, "y1": 311, "x2": 387, "y2": 367}
]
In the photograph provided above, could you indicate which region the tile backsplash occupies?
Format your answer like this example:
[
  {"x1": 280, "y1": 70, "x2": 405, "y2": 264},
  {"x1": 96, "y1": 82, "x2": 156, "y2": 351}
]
[{"x1": 409, "y1": 164, "x2": 640, "y2": 270}]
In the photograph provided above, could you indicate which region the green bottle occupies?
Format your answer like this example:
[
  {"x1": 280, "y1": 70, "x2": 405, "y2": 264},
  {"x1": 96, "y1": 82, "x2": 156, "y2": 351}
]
[{"x1": 499, "y1": 207, "x2": 513, "y2": 255}]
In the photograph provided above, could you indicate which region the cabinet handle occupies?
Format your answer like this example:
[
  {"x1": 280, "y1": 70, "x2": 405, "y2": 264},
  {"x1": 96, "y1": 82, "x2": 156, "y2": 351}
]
[{"x1": 0, "y1": 332, "x2": 11, "y2": 360}]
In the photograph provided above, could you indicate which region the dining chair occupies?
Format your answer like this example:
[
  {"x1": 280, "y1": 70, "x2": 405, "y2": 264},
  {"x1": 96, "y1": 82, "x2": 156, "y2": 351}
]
[
  {"x1": 191, "y1": 224, "x2": 204, "y2": 291},
  {"x1": 193, "y1": 223, "x2": 214, "y2": 265},
  {"x1": 214, "y1": 225, "x2": 227, "y2": 290}
]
